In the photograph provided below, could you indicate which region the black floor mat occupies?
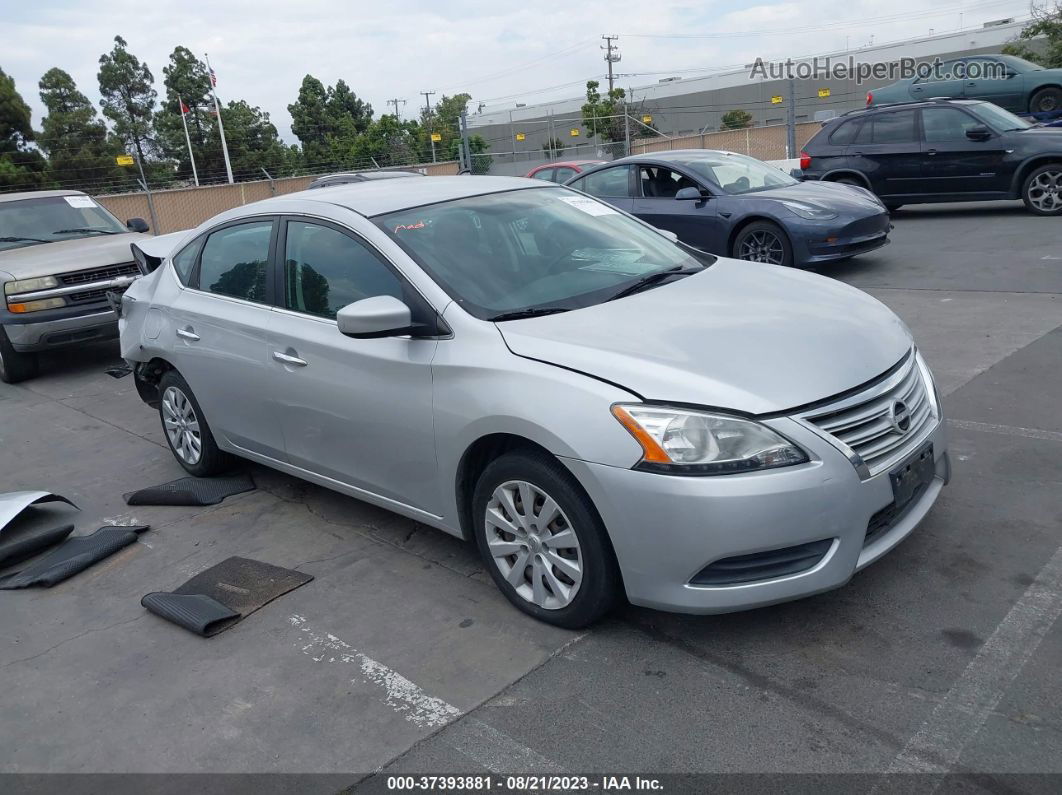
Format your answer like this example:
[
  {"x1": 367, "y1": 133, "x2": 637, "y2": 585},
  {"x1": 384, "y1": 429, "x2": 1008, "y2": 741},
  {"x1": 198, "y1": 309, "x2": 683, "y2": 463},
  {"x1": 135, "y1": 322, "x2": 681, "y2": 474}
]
[
  {"x1": 0, "y1": 524, "x2": 75, "y2": 569},
  {"x1": 123, "y1": 473, "x2": 255, "y2": 506},
  {"x1": 0, "y1": 525, "x2": 150, "y2": 589},
  {"x1": 142, "y1": 557, "x2": 313, "y2": 637}
]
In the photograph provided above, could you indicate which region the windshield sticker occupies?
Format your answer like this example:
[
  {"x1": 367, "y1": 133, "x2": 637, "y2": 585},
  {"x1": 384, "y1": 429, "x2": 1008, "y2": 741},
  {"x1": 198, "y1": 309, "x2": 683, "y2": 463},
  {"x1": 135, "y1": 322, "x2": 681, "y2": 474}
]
[
  {"x1": 394, "y1": 220, "x2": 426, "y2": 233},
  {"x1": 557, "y1": 195, "x2": 618, "y2": 216},
  {"x1": 573, "y1": 248, "x2": 645, "y2": 274},
  {"x1": 64, "y1": 196, "x2": 96, "y2": 209}
]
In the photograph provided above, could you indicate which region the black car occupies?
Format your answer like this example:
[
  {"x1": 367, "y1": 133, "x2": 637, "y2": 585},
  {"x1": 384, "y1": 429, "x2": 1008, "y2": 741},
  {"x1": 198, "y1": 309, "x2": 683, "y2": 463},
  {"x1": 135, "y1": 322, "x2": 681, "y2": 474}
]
[
  {"x1": 308, "y1": 170, "x2": 423, "y2": 189},
  {"x1": 800, "y1": 98, "x2": 1062, "y2": 215},
  {"x1": 564, "y1": 150, "x2": 890, "y2": 267}
]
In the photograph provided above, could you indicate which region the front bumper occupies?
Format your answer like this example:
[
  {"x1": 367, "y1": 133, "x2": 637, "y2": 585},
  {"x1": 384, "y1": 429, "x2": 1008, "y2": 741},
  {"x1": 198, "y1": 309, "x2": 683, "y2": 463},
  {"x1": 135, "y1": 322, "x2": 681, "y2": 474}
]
[
  {"x1": 790, "y1": 213, "x2": 892, "y2": 265},
  {"x1": 561, "y1": 415, "x2": 948, "y2": 614},
  {"x1": 2, "y1": 305, "x2": 118, "y2": 352}
]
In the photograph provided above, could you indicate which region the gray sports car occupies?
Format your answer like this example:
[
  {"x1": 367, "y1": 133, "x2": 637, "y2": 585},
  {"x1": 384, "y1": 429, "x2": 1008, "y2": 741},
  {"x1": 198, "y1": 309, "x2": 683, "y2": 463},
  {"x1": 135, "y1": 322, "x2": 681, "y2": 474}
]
[{"x1": 566, "y1": 150, "x2": 891, "y2": 267}]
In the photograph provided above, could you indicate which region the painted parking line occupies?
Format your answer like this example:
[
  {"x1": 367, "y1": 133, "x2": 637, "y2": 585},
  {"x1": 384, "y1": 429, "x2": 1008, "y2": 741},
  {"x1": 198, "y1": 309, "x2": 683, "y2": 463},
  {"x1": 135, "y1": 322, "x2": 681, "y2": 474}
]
[
  {"x1": 947, "y1": 418, "x2": 1062, "y2": 444},
  {"x1": 446, "y1": 718, "x2": 569, "y2": 774},
  {"x1": 883, "y1": 543, "x2": 1062, "y2": 777}
]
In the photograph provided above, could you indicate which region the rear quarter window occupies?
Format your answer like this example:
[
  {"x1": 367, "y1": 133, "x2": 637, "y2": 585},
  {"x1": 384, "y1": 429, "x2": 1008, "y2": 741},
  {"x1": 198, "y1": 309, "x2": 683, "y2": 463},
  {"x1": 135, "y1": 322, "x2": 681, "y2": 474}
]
[{"x1": 828, "y1": 120, "x2": 861, "y2": 146}]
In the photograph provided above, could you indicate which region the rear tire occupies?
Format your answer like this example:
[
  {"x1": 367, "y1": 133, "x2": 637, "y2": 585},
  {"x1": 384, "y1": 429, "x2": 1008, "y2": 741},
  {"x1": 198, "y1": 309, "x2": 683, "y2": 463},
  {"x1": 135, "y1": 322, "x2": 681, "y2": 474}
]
[
  {"x1": 1021, "y1": 164, "x2": 1062, "y2": 216},
  {"x1": 157, "y1": 370, "x2": 236, "y2": 476},
  {"x1": 1030, "y1": 87, "x2": 1062, "y2": 115},
  {"x1": 0, "y1": 327, "x2": 39, "y2": 384},
  {"x1": 472, "y1": 450, "x2": 620, "y2": 628},
  {"x1": 732, "y1": 221, "x2": 793, "y2": 267}
]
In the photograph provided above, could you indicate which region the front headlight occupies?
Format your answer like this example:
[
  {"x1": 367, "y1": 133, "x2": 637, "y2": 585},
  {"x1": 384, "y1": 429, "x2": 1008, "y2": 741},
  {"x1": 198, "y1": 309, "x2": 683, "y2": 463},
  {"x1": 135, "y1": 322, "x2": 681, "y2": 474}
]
[
  {"x1": 611, "y1": 404, "x2": 809, "y2": 475},
  {"x1": 779, "y1": 201, "x2": 837, "y2": 221},
  {"x1": 915, "y1": 351, "x2": 941, "y2": 420},
  {"x1": 4, "y1": 275, "x2": 59, "y2": 295}
]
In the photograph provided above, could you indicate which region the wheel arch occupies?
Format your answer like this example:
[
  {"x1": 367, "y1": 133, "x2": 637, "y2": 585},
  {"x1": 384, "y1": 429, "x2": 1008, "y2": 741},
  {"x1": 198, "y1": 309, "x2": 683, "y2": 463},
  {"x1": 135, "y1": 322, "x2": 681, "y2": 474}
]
[
  {"x1": 133, "y1": 356, "x2": 176, "y2": 407},
  {"x1": 1010, "y1": 154, "x2": 1062, "y2": 196},
  {"x1": 726, "y1": 214, "x2": 793, "y2": 258},
  {"x1": 820, "y1": 169, "x2": 872, "y2": 189}
]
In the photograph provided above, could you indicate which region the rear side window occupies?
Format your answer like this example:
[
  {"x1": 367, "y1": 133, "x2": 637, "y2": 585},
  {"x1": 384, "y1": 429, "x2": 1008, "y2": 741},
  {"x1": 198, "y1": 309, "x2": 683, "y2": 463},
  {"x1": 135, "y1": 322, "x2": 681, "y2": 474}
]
[
  {"x1": 860, "y1": 111, "x2": 917, "y2": 144},
  {"x1": 554, "y1": 167, "x2": 577, "y2": 183},
  {"x1": 171, "y1": 237, "x2": 203, "y2": 285},
  {"x1": 531, "y1": 168, "x2": 555, "y2": 182},
  {"x1": 828, "y1": 120, "x2": 860, "y2": 146},
  {"x1": 196, "y1": 221, "x2": 273, "y2": 303},
  {"x1": 574, "y1": 165, "x2": 633, "y2": 198}
]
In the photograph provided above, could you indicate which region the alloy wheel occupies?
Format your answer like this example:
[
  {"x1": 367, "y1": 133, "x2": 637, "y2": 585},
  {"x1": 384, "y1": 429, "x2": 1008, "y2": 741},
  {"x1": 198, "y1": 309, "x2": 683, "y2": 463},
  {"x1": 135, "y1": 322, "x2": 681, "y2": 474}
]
[
  {"x1": 161, "y1": 385, "x2": 203, "y2": 465},
  {"x1": 738, "y1": 230, "x2": 785, "y2": 264},
  {"x1": 484, "y1": 480, "x2": 583, "y2": 610},
  {"x1": 1027, "y1": 169, "x2": 1062, "y2": 213}
]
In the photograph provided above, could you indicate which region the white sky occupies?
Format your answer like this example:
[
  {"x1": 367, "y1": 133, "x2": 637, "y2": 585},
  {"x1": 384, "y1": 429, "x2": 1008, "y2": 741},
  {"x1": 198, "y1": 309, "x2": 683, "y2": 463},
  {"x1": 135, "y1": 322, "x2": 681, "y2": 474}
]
[{"x1": 2, "y1": 0, "x2": 1036, "y2": 143}]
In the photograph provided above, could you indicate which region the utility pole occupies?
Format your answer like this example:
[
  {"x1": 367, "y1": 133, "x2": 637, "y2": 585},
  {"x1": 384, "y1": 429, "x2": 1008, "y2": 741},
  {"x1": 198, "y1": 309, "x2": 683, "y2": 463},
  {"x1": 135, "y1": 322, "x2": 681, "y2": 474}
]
[
  {"x1": 420, "y1": 90, "x2": 436, "y2": 162},
  {"x1": 785, "y1": 77, "x2": 797, "y2": 159},
  {"x1": 459, "y1": 110, "x2": 473, "y2": 173},
  {"x1": 601, "y1": 35, "x2": 621, "y2": 94},
  {"x1": 386, "y1": 98, "x2": 407, "y2": 119}
]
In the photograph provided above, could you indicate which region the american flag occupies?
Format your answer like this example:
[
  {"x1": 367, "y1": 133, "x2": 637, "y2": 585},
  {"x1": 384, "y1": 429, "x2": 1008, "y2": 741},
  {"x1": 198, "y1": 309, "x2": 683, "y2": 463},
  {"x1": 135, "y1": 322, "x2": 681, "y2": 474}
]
[{"x1": 209, "y1": 67, "x2": 217, "y2": 87}]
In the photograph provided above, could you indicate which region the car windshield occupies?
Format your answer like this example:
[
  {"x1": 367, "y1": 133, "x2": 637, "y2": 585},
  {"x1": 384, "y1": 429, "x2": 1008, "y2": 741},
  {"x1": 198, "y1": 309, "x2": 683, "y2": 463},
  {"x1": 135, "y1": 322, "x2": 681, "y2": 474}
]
[
  {"x1": 0, "y1": 195, "x2": 127, "y2": 252},
  {"x1": 668, "y1": 152, "x2": 797, "y2": 195},
  {"x1": 971, "y1": 102, "x2": 1033, "y2": 131},
  {"x1": 999, "y1": 55, "x2": 1042, "y2": 73},
  {"x1": 376, "y1": 187, "x2": 710, "y2": 319}
]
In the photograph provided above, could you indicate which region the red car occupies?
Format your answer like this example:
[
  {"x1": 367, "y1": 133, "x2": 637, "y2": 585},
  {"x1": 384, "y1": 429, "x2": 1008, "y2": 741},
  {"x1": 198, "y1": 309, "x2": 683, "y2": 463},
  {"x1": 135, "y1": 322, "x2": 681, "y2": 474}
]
[{"x1": 526, "y1": 160, "x2": 606, "y2": 183}]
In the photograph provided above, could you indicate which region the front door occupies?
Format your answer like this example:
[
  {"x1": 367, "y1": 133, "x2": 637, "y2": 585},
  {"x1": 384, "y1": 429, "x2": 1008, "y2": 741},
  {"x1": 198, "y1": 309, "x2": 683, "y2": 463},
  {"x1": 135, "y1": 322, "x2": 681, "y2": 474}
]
[
  {"x1": 168, "y1": 218, "x2": 286, "y2": 460},
  {"x1": 267, "y1": 218, "x2": 440, "y2": 514},
  {"x1": 919, "y1": 106, "x2": 1010, "y2": 196},
  {"x1": 630, "y1": 164, "x2": 726, "y2": 252},
  {"x1": 961, "y1": 57, "x2": 1026, "y2": 112}
]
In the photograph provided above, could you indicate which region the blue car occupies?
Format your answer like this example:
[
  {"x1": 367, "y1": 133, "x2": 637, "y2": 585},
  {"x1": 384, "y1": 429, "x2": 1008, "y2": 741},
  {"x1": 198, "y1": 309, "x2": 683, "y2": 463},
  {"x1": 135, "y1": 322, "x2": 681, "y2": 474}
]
[{"x1": 565, "y1": 150, "x2": 890, "y2": 267}]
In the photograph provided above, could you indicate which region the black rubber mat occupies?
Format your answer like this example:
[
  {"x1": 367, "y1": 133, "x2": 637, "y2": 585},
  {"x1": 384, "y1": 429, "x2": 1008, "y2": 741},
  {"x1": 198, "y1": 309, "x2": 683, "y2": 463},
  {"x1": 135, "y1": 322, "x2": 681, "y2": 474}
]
[
  {"x1": 142, "y1": 557, "x2": 313, "y2": 637},
  {"x1": 123, "y1": 473, "x2": 255, "y2": 506},
  {"x1": 0, "y1": 525, "x2": 150, "y2": 589},
  {"x1": 141, "y1": 593, "x2": 240, "y2": 636},
  {"x1": 0, "y1": 524, "x2": 75, "y2": 569},
  {"x1": 104, "y1": 364, "x2": 133, "y2": 379}
]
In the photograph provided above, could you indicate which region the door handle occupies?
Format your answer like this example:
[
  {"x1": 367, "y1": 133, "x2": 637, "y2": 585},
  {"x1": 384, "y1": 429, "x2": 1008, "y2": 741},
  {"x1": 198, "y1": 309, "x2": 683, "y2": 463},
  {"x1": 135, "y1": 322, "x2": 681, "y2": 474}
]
[
  {"x1": 176, "y1": 327, "x2": 200, "y2": 341},
  {"x1": 272, "y1": 351, "x2": 308, "y2": 367},
  {"x1": 927, "y1": 149, "x2": 937, "y2": 156}
]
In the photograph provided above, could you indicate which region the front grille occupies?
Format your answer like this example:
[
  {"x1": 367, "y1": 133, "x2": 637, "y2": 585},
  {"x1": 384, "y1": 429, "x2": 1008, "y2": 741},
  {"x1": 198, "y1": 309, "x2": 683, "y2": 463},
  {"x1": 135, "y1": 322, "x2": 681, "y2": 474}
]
[
  {"x1": 690, "y1": 539, "x2": 833, "y2": 586},
  {"x1": 68, "y1": 285, "x2": 127, "y2": 303},
  {"x1": 59, "y1": 262, "x2": 140, "y2": 285},
  {"x1": 801, "y1": 354, "x2": 935, "y2": 477}
]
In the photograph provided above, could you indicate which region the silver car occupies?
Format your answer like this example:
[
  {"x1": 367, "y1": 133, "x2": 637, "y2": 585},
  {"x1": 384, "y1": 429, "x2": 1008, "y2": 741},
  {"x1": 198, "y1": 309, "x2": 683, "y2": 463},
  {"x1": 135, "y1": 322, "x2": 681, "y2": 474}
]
[{"x1": 119, "y1": 176, "x2": 949, "y2": 628}]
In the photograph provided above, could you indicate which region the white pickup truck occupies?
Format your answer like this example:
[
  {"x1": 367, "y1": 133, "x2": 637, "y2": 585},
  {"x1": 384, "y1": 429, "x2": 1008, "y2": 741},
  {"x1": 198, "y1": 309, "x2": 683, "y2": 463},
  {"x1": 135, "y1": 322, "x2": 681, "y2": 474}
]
[{"x1": 0, "y1": 190, "x2": 159, "y2": 383}]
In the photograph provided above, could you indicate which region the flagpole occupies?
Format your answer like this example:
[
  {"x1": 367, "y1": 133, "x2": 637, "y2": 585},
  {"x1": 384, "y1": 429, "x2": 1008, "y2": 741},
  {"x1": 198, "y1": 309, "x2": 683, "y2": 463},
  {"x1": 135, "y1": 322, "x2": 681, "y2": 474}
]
[
  {"x1": 205, "y1": 53, "x2": 234, "y2": 184},
  {"x1": 178, "y1": 95, "x2": 200, "y2": 186}
]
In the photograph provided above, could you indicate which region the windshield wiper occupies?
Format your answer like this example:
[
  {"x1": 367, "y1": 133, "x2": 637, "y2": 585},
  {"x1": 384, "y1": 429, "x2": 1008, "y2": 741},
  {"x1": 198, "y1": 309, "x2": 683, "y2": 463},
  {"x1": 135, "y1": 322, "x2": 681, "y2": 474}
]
[
  {"x1": 607, "y1": 265, "x2": 704, "y2": 302},
  {"x1": 488, "y1": 306, "x2": 571, "y2": 322},
  {"x1": 0, "y1": 235, "x2": 50, "y2": 244},
  {"x1": 52, "y1": 227, "x2": 119, "y2": 235}
]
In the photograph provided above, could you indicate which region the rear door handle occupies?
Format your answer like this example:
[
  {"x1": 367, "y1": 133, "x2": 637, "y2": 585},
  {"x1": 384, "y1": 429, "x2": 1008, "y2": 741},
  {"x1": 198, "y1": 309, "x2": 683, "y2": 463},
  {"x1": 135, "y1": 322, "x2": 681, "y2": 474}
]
[
  {"x1": 273, "y1": 351, "x2": 307, "y2": 367},
  {"x1": 176, "y1": 327, "x2": 200, "y2": 341},
  {"x1": 927, "y1": 149, "x2": 937, "y2": 156}
]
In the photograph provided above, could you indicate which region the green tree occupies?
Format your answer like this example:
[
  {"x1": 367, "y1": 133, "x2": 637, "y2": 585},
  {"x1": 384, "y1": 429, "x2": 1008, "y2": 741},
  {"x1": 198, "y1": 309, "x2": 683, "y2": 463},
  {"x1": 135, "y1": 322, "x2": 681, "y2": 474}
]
[
  {"x1": 38, "y1": 67, "x2": 124, "y2": 192},
  {"x1": 416, "y1": 92, "x2": 470, "y2": 163},
  {"x1": 328, "y1": 80, "x2": 372, "y2": 134},
  {"x1": 342, "y1": 114, "x2": 418, "y2": 169},
  {"x1": 0, "y1": 67, "x2": 46, "y2": 189},
  {"x1": 448, "y1": 133, "x2": 491, "y2": 174},
  {"x1": 153, "y1": 46, "x2": 219, "y2": 182},
  {"x1": 289, "y1": 75, "x2": 374, "y2": 168},
  {"x1": 720, "y1": 109, "x2": 753, "y2": 130},
  {"x1": 1003, "y1": 2, "x2": 1062, "y2": 67},
  {"x1": 542, "y1": 136, "x2": 566, "y2": 157},
  {"x1": 213, "y1": 99, "x2": 293, "y2": 177},
  {"x1": 97, "y1": 36, "x2": 158, "y2": 164},
  {"x1": 581, "y1": 80, "x2": 626, "y2": 142}
]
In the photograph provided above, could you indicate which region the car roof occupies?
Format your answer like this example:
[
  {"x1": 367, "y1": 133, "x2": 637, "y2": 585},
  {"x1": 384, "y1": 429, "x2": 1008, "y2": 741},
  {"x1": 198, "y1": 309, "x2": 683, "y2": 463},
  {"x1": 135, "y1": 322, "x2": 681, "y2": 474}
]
[
  {"x1": 604, "y1": 149, "x2": 750, "y2": 166},
  {"x1": 840, "y1": 98, "x2": 984, "y2": 119},
  {"x1": 0, "y1": 189, "x2": 86, "y2": 204},
  {"x1": 243, "y1": 175, "x2": 551, "y2": 218}
]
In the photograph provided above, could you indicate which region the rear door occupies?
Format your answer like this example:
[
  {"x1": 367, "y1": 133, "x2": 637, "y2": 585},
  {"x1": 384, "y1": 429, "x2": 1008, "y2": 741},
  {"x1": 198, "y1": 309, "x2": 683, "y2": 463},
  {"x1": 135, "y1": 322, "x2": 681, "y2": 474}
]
[
  {"x1": 631, "y1": 164, "x2": 726, "y2": 251},
  {"x1": 919, "y1": 106, "x2": 1009, "y2": 195},
  {"x1": 167, "y1": 217, "x2": 286, "y2": 459},
  {"x1": 267, "y1": 217, "x2": 440, "y2": 513},
  {"x1": 961, "y1": 57, "x2": 1025, "y2": 112},
  {"x1": 567, "y1": 165, "x2": 636, "y2": 213},
  {"x1": 849, "y1": 109, "x2": 922, "y2": 198}
]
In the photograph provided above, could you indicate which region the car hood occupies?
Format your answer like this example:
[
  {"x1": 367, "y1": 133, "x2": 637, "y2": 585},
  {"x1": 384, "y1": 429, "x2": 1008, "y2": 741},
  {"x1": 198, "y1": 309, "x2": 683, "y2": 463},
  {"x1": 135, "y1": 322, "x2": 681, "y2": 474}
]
[
  {"x1": 0, "y1": 232, "x2": 150, "y2": 280},
  {"x1": 497, "y1": 258, "x2": 912, "y2": 415},
  {"x1": 742, "y1": 180, "x2": 885, "y2": 212}
]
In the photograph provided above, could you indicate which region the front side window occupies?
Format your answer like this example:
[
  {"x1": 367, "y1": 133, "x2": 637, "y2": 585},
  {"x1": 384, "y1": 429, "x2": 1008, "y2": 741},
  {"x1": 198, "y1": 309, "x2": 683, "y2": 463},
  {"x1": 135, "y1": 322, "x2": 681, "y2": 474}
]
[
  {"x1": 921, "y1": 108, "x2": 982, "y2": 142},
  {"x1": 670, "y1": 152, "x2": 796, "y2": 195},
  {"x1": 574, "y1": 165, "x2": 634, "y2": 198},
  {"x1": 284, "y1": 221, "x2": 402, "y2": 319},
  {"x1": 196, "y1": 221, "x2": 272, "y2": 303},
  {"x1": 377, "y1": 187, "x2": 709, "y2": 319},
  {"x1": 554, "y1": 167, "x2": 577, "y2": 183},
  {"x1": 639, "y1": 166, "x2": 700, "y2": 198},
  {"x1": 915, "y1": 60, "x2": 958, "y2": 83},
  {"x1": 0, "y1": 195, "x2": 128, "y2": 252}
]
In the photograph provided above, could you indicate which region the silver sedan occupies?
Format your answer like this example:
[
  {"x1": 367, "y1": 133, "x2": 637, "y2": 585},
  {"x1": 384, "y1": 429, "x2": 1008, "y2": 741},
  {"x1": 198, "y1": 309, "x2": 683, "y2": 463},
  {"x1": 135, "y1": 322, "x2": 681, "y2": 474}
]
[{"x1": 119, "y1": 176, "x2": 949, "y2": 627}]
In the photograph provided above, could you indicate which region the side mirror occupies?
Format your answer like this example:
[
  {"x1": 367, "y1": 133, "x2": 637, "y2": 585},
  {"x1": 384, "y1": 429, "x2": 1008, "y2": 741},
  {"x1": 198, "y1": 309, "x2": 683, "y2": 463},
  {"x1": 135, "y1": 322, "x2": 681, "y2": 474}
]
[
  {"x1": 675, "y1": 186, "x2": 708, "y2": 200},
  {"x1": 966, "y1": 125, "x2": 992, "y2": 141},
  {"x1": 337, "y1": 295, "x2": 413, "y2": 339},
  {"x1": 126, "y1": 217, "x2": 149, "y2": 233}
]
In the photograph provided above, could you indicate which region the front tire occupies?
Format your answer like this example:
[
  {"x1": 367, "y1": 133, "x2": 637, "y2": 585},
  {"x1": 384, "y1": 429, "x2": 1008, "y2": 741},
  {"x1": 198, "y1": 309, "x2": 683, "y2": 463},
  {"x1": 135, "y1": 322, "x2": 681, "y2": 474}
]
[
  {"x1": 158, "y1": 370, "x2": 235, "y2": 476},
  {"x1": 1030, "y1": 87, "x2": 1062, "y2": 114},
  {"x1": 0, "y1": 327, "x2": 39, "y2": 384},
  {"x1": 472, "y1": 450, "x2": 620, "y2": 628},
  {"x1": 1022, "y1": 164, "x2": 1062, "y2": 216},
  {"x1": 732, "y1": 221, "x2": 793, "y2": 267}
]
